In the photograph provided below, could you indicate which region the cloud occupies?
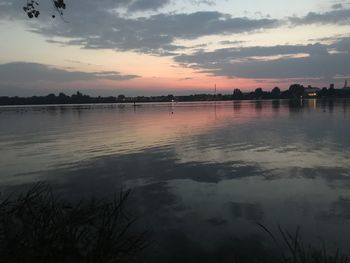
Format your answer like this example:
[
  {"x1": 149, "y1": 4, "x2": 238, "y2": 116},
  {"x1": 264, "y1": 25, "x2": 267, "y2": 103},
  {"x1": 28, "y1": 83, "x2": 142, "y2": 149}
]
[
  {"x1": 0, "y1": 0, "x2": 279, "y2": 57},
  {"x1": 0, "y1": 62, "x2": 139, "y2": 83},
  {"x1": 190, "y1": 0, "x2": 216, "y2": 6},
  {"x1": 332, "y1": 37, "x2": 350, "y2": 52},
  {"x1": 210, "y1": 53, "x2": 350, "y2": 79},
  {"x1": 289, "y1": 8, "x2": 350, "y2": 25},
  {"x1": 1, "y1": 0, "x2": 349, "y2": 86},
  {"x1": 176, "y1": 43, "x2": 328, "y2": 64},
  {"x1": 0, "y1": 0, "x2": 171, "y2": 16},
  {"x1": 7, "y1": 0, "x2": 350, "y2": 58},
  {"x1": 127, "y1": 0, "x2": 171, "y2": 11},
  {"x1": 175, "y1": 39, "x2": 350, "y2": 79},
  {"x1": 1, "y1": 0, "x2": 349, "y2": 58},
  {"x1": 28, "y1": 10, "x2": 278, "y2": 55},
  {"x1": 331, "y1": 3, "x2": 344, "y2": 10},
  {"x1": 178, "y1": 77, "x2": 193, "y2": 81},
  {"x1": 219, "y1": 40, "x2": 245, "y2": 46}
]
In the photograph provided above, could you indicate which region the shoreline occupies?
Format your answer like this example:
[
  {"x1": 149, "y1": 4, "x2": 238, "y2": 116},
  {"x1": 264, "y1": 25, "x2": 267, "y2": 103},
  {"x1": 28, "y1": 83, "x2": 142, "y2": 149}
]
[{"x1": 1, "y1": 97, "x2": 350, "y2": 107}]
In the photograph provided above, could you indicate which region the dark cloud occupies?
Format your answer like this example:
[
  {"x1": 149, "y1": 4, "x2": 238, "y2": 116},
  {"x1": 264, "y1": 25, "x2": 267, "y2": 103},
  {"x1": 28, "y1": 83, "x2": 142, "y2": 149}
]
[
  {"x1": 0, "y1": 0, "x2": 279, "y2": 56},
  {"x1": 0, "y1": 0, "x2": 171, "y2": 16},
  {"x1": 174, "y1": 39, "x2": 350, "y2": 79},
  {"x1": 1, "y1": 1, "x2": 349, "y2": 56},
  {"x1": 289, "y1": 8, "x2": 350, "y2": 25},
  {"x1": 209, "y1": 53, "x2": 349, "y2": 79},
  {"x1": 332, "y1": 37, "x2": 350, "y2": 52},
  {"x1": 1, "y1": 1, "x2": 349, "y2": 82},
  {"x1": 30, "y1": 11, "x2": 278, "y2": 55},
  {"x1": 219, "y1": 40, "x2": 245, "y2": 45},
  {"x1": 331, "y1": 3, "x2": 344, "y2": 10},
  {"x1": 127, "y1": 0, "x2": 171, "y2": 11},
  {"x1": 176, "y1": 43, "x2": 328, "y2": 64},
  {"x1": 190, "y1": 0, "x2": 216, "y2": 6},
  {"x1": 4, "y1": 0, "x2": 349, "y2": 57},
  {"x1": 0, "y1": 62, "x2": 139, "y2": 83},
  {"x1": 178, "y1": 77, "x2": 193, "y2": 81}
]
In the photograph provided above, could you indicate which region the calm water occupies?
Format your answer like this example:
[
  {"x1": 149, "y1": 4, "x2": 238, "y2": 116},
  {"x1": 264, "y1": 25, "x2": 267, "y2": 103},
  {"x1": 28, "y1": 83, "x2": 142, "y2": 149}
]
[{"x1": 1, "y1": 99, "x2": 350, "y2": 262}]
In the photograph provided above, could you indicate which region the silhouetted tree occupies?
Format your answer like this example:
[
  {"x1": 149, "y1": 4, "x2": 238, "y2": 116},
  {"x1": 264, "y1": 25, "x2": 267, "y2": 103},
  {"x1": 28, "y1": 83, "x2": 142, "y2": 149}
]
[
  {"x1": 117, "y1": 95, "x2": 126, "y2": 101},
  {"x1": 328, "y1": 84, "x2": 336, "y2": 96},
  {"x1": 318, "y1": 87, "x2": 328, "y2": 97},
  {"x1": 167, "y1": 94, "x2": 175, "y2": 101},
  {"x1": 46, "y1": 93, "x2": 57, "y2": 103},
  {"x1": 289, "y1": 84, "x2": 305, "y2": 98},
  {"x1": 2, "y1": 87, "x2": 350, "y2": 105},
  {"x1": 58, "y1": 92, "x2": 69, "y2": 103},
  {"x1": 232, "y1": 89, "x2": 243, "y2": 100},
  {"x1": 254, "y1": 88, "x2": 263, "y2": 99},
  {"x1": 23, "y1": 0, "x2": 66, "y2": 18},
  {"x1": 271, "y1": 87, "x2": 281, "y2": 98}
]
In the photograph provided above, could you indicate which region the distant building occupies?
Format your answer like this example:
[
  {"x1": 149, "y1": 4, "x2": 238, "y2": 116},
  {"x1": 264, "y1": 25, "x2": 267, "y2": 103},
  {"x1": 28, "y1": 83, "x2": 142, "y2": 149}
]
[
  {"x1": 330, "y1": 83, "x2": 335, "y2": 90},
  {"x1": 343, "y1": 80, "x2": 350, "y2": 90},
  {"x1": 304, "y1": 86, "x2": 320, "y2": 97}
]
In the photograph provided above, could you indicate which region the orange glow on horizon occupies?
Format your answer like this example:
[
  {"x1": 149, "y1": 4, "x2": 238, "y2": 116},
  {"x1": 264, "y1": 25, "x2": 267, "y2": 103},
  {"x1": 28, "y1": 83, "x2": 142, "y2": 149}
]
[{"x1": 39, "y1": 76, "x2": 292, "y2": 95}]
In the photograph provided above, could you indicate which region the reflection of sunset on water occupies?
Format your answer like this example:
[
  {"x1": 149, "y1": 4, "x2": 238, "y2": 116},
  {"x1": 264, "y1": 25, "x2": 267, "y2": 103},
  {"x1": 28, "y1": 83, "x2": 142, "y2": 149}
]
[{"x1": 1, "y1": 100, "x2": 350, "y2": 261}]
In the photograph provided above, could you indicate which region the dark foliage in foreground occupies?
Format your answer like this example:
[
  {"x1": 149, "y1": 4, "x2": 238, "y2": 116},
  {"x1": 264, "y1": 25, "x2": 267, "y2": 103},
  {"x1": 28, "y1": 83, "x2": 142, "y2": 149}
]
[
  {"x1": 0, "y1": 184, "x2": 148, "y2": 263},
  {"x1": 23, "y1": 0, "x2": 66, "y2": 18},
  {"x1": 258, "y1": 223, "x2": 349, "y2": 263}
]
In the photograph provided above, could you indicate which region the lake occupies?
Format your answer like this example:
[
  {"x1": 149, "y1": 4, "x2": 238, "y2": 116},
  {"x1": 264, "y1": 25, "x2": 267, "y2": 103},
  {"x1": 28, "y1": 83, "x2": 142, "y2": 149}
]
[{"x1": 0, "y1": 99, "x2": 350, "y2": 262}]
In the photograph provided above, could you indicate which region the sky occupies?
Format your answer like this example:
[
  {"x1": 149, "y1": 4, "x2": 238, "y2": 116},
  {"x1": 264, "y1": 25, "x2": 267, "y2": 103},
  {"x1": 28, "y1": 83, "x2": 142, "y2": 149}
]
[{"x1": 0, "y1": 0, "x2": 350, "y2": 96}]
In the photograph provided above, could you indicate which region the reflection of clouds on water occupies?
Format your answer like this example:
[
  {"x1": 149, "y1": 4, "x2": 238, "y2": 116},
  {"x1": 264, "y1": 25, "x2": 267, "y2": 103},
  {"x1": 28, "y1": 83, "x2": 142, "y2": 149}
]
[
  {"x1": 292, "y1": 167, "x2": 350, "y2": 187},
  {"x1": 1, "y1": 100, "x2": 350, "y2": 260},
  {"x1": 33, "y1": 146, "x2": 265, "y2": 188},
  {"x1": 319, "y1": 196, "x2": 350, "y2": 221},
  {"x1": 2, "y1": 155, "x2": 350, "y2": 260},
  {"x1": 207, "y1": 217, "x2": 228, "y2": 226},
  {"x1": 129, "y1": 181, "x2": 182, "y2": 221},
  {"x1": 147, "y1": 230, "x2": 272, "y2": 263},
  {"x1": 2, "y1": 100, "x2": 349, "y2": 183},
  {"x1": 171, "y1": 102, "x2": 350, "y2": 174},
  {"x1": 283, "y1": 195, "x2": 311, "y2": 217},
  {"x1": 230, "y1": 202, "x2": 264, "y2": 221},
  {"x1": 0, "y1": 102, "x2": 262, "y2": 181}
]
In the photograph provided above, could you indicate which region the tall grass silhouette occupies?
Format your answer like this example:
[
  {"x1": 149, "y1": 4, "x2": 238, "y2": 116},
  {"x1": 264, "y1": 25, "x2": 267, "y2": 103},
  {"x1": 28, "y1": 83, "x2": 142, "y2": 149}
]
[
  {"x1": 257, "y1": 223, "x2": 349, "y2": 263},
  {"x1": 0, "y1": 183, "x2": 148, "y2": 263}
]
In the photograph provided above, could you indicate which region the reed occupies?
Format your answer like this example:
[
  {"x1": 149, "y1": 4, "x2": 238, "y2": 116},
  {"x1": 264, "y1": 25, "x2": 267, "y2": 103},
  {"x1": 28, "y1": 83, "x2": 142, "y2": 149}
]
[
  {"x1": 257, "y1": 223, "x2": 349, "y2": 263},
  {"x1": 0, "y1": 183, "x2": 148, "y2": 263}
]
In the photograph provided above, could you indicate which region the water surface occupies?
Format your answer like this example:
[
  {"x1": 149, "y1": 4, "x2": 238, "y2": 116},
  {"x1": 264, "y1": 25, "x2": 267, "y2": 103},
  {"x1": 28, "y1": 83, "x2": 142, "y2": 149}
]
[{"x1": 0, "y1": 100, "x2": 350, "y2": 262}]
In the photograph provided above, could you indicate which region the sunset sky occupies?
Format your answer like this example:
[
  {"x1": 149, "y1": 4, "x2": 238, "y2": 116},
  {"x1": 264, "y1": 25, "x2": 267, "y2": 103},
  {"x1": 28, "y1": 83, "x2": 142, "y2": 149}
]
[{"x1": 0, "y1": 0, "x2": 350, "y2": 96}]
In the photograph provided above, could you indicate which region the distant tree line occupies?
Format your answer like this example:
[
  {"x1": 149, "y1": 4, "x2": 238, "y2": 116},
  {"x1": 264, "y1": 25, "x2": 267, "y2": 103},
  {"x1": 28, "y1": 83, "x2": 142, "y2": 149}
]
[
  {"x1": 232, "y1": 84, "x2": 350, "y2": 100},
  {"x1": 0, "y1": 92, "x2": 231, "y2": 106},
  {"x1": 0, "y1": 92, "x2": 118, "y2": 106},
  {"x1": 1, "y1": 84, "x2": 350, "y2": 106}
]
